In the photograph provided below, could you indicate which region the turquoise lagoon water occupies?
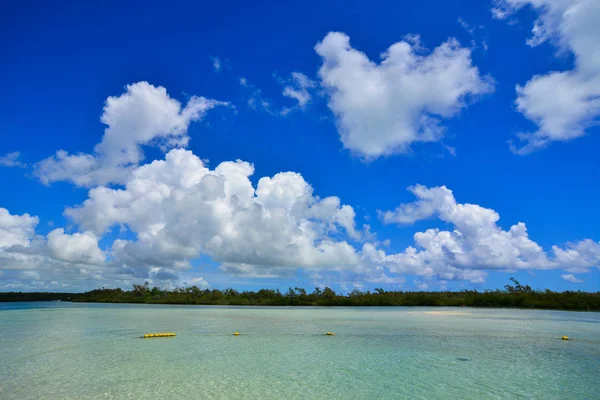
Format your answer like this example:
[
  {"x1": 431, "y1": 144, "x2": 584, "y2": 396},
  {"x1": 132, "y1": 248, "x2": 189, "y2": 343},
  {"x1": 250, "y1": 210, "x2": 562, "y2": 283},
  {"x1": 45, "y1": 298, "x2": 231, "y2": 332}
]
[{"x1": 1, "y1": 302, "x2": 599, "y2": 399}]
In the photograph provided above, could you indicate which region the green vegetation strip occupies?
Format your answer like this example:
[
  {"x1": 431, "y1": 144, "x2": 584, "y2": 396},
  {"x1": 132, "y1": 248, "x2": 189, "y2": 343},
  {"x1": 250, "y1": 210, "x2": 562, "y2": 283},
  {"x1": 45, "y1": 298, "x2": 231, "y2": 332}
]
[{"x1": 2, "y1": 278, "x2": 599, "y2": 311}]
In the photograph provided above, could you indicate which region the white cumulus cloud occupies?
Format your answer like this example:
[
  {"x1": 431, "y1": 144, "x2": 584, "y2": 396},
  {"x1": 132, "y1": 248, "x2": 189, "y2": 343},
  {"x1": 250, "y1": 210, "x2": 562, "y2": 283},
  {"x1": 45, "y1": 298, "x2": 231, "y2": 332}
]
[
  {"x1": 371, "y1": 185, "x2": 600, "y2": 281},
  {"x1": 0, "y1": 208, "x2": 117, "y2": 290},
  {"x1": 0, "y1": 208, "x2": 38, "y2": 248},
  {"x1": 34, "y1": 82, "x2": 229, "y2": 187},
  {"x1": 2, "y1": 178, "x2": 599, "y2": 289},
  {"x1": 315, "y1": 32, "x2": 493, "y2": 159},
  {"x1": 493, "y1": 0, "x2": 600, "y2": 153},
  {"x1": 65, "y1": 148, "x2": 361, "y2": 277},
  {"x1": 46, "y1": 228, "x2": 104, "y2": 265}
]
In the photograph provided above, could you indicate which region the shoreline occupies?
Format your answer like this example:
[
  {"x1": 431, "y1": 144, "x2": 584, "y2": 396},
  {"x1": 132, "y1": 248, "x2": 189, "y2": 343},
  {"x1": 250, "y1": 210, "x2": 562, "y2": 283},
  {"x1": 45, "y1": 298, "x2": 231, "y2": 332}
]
[
  {"x1": 2, "y1": 280, "x2": 599, "y2": 311},
  {"x1": 2, "y1": 299, "x2": 598, "y2": 312}
]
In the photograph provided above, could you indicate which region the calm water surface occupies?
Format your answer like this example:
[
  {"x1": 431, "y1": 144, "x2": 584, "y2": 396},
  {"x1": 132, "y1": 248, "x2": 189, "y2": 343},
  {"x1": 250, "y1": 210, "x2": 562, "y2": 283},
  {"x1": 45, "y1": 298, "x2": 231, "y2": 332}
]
[{"x1": 1, "y1": 302, "x2": 599, "y2": 399}]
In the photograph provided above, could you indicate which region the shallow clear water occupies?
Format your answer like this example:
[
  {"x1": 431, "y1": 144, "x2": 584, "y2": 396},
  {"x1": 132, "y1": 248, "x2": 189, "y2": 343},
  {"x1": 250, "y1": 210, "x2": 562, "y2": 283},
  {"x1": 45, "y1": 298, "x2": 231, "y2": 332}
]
[{"x1": 1, "y1": 302, "x2": 599, "y2": 399}]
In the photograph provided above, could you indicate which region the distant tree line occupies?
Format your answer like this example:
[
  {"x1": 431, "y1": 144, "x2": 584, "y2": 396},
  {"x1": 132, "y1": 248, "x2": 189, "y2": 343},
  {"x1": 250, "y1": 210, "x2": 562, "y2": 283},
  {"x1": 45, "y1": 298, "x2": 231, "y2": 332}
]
[
  {"x1": 0, "y1": 292, "x2": 75, "y2": 302},
  {"x1": 1, "y1": 278, "x2": 599, "y2": 311}
]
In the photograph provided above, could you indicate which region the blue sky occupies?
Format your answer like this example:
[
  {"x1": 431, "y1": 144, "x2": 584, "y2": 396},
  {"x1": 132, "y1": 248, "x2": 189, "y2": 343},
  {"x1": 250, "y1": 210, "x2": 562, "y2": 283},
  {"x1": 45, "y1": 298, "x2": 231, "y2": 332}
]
[{"x1": 1, "y1": 0, "x2": 599, "y2": 293}]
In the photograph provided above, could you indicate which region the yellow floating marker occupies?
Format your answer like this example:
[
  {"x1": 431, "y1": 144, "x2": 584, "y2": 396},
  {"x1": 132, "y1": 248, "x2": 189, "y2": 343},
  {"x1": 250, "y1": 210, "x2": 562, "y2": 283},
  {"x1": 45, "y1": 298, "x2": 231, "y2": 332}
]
[
  {"x1": 326, "y1": 332, "x2": 335, "y2": 336},
  {"x1": 562, "y1": 336, "x2": 569, "y2": 341},
  {"x1": 143, "y1": 332, "x2": 176, "y2": 338},
  {"x1": 233, "y1": 332, "x2": 240, "y2": 336}
]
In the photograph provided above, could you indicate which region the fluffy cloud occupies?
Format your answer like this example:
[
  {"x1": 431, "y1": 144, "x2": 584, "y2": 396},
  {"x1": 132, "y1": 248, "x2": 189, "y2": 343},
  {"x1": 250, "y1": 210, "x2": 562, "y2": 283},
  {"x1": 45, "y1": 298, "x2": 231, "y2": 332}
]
[
  {"x1": 371, "y1": 185, "x2": 600, "y2": 281},
  {"x1": 315, "y1": 32, "x2": 493, "y2": 159},
  {"x1": 553, "y1": 239, "x2": 600, "y2": 272},
  {"x1": 0, "y1": 208, "x2": 141, "y2": 290},
  {"x1": 310, "y1": 264, "x2": 406, "y2": 291},
  {"x1": 0, "y1": 208, "x2": 38, "y2": 248},
  {"x1": 159, "y1": 275, "x2": 211, "y2": 290},
  {"x1": 3, "y1": 176, "x2": 599, "y2": 289},
  {"x1": 66, "y1": 149, "x2": 361, "y2": 276},
  {"x1": 561, "y1": 273, "x2": 583, "y2": 284},
  {"x1": 46, "y1": 229, "x2": 104, "y2": 265},
  {"x1": 5, "y1": 77, "x2": 599, "y2": 290},
  {"x1": 493, "y1": 0, "x2": 600, "y2": 153},
  {"x1": 0, "y1": 152, "x2": 25, "y2": 168},
  {"x1": 34, "y1": 82, "x2": 229, "y2": 187},
  {"x1": 361, "y1": 241, "x2": 488, "y2": 283},
  {"x1": 0, "y1": 209, "x2": 89, "y2": 288}
]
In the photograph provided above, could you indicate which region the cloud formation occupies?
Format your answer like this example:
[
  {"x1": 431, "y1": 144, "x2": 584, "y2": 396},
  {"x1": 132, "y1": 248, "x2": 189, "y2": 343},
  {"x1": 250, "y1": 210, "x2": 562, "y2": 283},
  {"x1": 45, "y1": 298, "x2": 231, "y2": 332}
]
[
  {"x1": 315, "y1": 32, "x2": 493, "y2": 159},
  {"x1": 0, "y1": 206, "x2": 205, "y2": 291},
  {"x1": 493, "y1": 0, "x2": 600, "y2": 153},
  {"x1": 0, "y1": 208, "x2": 38, "y2": 248},
  {"x1": 0, "y1": 208, "x2": 105, "y2": 290},
  {"x1": 4, "y1": 79, "x2": 599, "y2": 291},
  {"x1": 3, "y1": 172, "x2": 600, "y2": 290},
  {"x1": 0, "y1": 152, "x2": 25, "y2": 168},
  {"x1": 280, "y1": 72, "x2": 317, "y2": 115},
  {"x1": 46, "y1": 229, "x2": 104, "y2": 265},
  {"x1": 34, "y1": 82, "x2": 229, "y2": 187},
  {"x1": 561, "y1": 273, "x2": 583, "y2": 284},
  {"x1": 66, "y1": 149, "x2": 360, "y2": 277},
  {"x1": 372, "y1": 185, "x2": 600, "y2": 281}
]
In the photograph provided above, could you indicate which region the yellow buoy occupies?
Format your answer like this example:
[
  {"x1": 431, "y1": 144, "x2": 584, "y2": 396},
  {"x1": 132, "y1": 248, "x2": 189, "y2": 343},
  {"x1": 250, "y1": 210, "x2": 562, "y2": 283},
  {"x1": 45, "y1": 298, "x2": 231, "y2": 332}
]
[
  {"x1": 143, "y1": 332, "x2": 176, "y2": 338},
  {"x1": 326, "y1": 332, "x2": 335, "y2": 336},
  {"x1": 234, "y1": 332, "x2": 240, "y2": 336},
  {"x1": 562, "y1": 336, "x2": 569, "y2": 340}
]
